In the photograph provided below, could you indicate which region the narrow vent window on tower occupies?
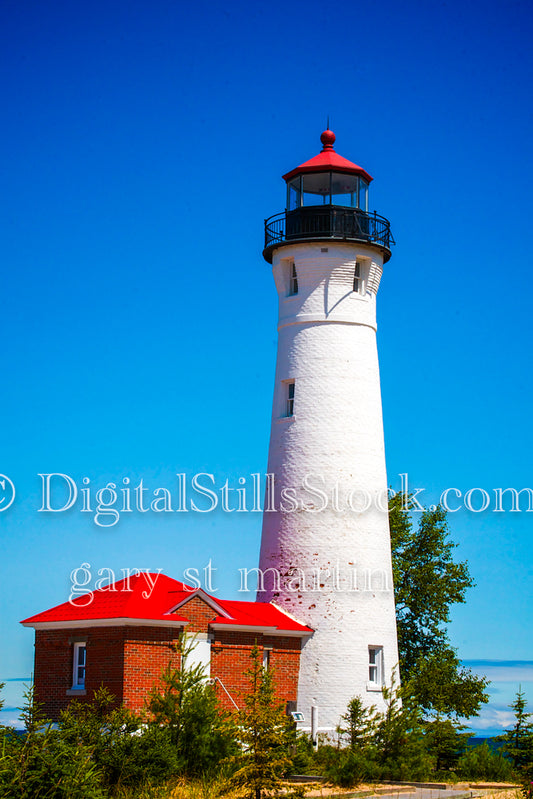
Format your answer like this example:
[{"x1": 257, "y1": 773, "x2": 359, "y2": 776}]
[
  {"x1": 353, "y1": 261, "x2": 363, "y2": 294},
  {"x1": 285, "y1": 380, "x2": 295, "y2": 417},
  {"x1": 289, "y1": 262, "x2": 298, "y2": 295},
  {"x1": 263, "y1": 647, "x2": 272, "y2": 669},
  {"x1": 72, "y1": 642, "x2": 86, "y2": 690},
  {"x1": 368, "y1": 646, "x2": 383, "y2": 688}
]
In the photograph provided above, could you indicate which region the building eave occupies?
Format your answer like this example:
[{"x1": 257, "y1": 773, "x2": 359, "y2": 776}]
[
  {"x1": 209, "y1": 622, "x2": 312, "y2": 637},
  {"x1": 21, "y1": 617, "x2": 187, "y2": 631}
]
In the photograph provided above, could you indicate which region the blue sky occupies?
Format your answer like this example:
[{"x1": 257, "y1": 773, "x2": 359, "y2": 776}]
[{"x1": 0, "y1": 0, "x2": 532, "y2": 735}]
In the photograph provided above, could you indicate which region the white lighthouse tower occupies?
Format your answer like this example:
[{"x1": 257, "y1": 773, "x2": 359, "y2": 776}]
[{"x1": 258, "y1": 129, "x2": 400, "y2": 733}]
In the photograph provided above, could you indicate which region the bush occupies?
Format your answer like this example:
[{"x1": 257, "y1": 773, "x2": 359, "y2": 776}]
[
  {"x1": 0, "y1": 678, "x2": 238, "y2": 797},
  {"x1": 98, "y1": 725, "x2": 181, "y2": 789},
  {"x1": 0, "y1": 709, "x2": 104, "y2": 798},
  {"x1": 457, "y1": 741, "x2": 515, "y2": 781},
  {"x1": 0, "y1": 684, "x2": 106, "y2": 798},
  {"x1": 286, "y1": 732, "x2": 316, "y2": 775},
  {"x1": 324, "y1": 747, "x2": 380, "y2": 787},
  {"x1": 59, "y1": 685, "x2": 171, "y2": 792}
]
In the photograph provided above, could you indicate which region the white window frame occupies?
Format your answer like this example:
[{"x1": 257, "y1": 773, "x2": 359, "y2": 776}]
[
  {"x1": 367, "y1": 646, "x2": 383, "y2": 691},
  {"x1": 288, "y1": 262, "x2": 298, "y2": 296},
  {"x1": 284, "y1": 380, "x2": 295, "y2": 417},
  {"x1": 262, "y1": 647, "x2": 272, "y2": 670},
  {"x1": 72, "y1": 642, "x2": 87, "y2": 690},
  {"x1": 353, "y1": 260, "x2": 365, "y2": 295}
]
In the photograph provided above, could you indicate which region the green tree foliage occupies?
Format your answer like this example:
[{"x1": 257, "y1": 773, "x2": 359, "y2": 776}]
[
  {"x1": 147, "y1": 634, "x2": 235, "y2": 777},
  {"x1": 500, "y1": 688, "x2": 533, "y2": 771},
  {"x1": 322, "y1": 747, "x2": 378, "y2": 788},
  {"x1": 499, "y1": 687, "x2": 533, "y2": 795},
  {"x1": 457, "y1": 741, "x2": 515, "y2": 781},
  {"x1": 373, "y1": 679, "x2": 431, "y2": 780},
  {"x1": 423, "y1": 717, "x2": 472, "y2": 773},
  {"x1": 414, "y1": 649, "x2": 489, "y2": 719},
  {"x1": 326, "y1": 696, "x2": 381, "y2": 786},
  {"x1": 227, "y1": 645, "x2": 293, "y2": 799},
  {"x1": 60, "y1": 685, "x2": 180, "y2": 791},
  {"x1": 326, "y1": 682, "x2": 431, "y2": 785},
  {"x1": 337, "y1": 696, "x2": 378, "y2": 750},
  {"x1": 390, "y1": 496, "x2": 471, "y2": 676},
  {"x1": 0, "y1": 684, "x2": 104, "y2": 798},
  {"x1": 389, "y1": 494, "x2": 489, "y2": 719},
  {"x1": 287, "y1": 731, "x2": 316, "y2": 775},
  {"x1": 0, "y1": 676, "x2": 231, "y2": 797}
]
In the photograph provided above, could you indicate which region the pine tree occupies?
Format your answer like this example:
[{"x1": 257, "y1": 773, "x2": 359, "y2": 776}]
[
  {"x1": 147, "y1": 633, "x2": 234, "y2": 776},
  {"x1": 337, "y1": 696, "x2": 378, "y2": 750},
  {"x1": 4, "y1": 684, "x2": 104, "y2": 798},
  {"x1": 501, "y1": 688, "x2": 533, "y2": 772},
  {"x1": 373, "y1": 677, "x2": 430, "y2": 780},
  {"x1": 423, "y1": 716, "x2": 472, "y2": 773},
  {"x1": 227, "y1": 645, "x2": 293, "y2": 799}
]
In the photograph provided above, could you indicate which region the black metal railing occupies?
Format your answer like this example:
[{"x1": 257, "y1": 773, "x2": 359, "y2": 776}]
[{"x1": 264, "y1": 206, "x2": 394, "y2": 256}]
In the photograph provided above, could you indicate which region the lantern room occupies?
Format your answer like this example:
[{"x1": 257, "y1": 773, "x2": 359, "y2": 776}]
[
  {"x1": 284, "y1": 129, "x2": 371, "y2": 211},
  {"x1": 286, "y1": 171, "x2": 369, "y2": 211},
  {"x1": 263, "y1": 129, "x2": 394, "y2": 264}
]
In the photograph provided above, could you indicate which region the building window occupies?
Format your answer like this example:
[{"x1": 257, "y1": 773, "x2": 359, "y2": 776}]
[
  {"x1": 353, "y1": 261, "x2": 363, "y2": 294},
  {"x1": 368, "y1": 646, "x2": 383, "y2": 687},
  {"x1": 289, "y1": 262, "x2": 298, "y2": 296},
  {"x1": 263, "y1": 648, "x2": 271, "y2": 670},
  {"x1": 285, "y1": 380, "x2": 295, "y2": 417},
  {"x1": 72, "y1": 642, "x2": 86, "y2": 690}
]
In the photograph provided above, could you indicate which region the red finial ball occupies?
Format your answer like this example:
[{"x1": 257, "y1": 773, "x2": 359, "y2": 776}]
[{"x1": 320, "y1": 129, "x2": 336, "y2": 149}]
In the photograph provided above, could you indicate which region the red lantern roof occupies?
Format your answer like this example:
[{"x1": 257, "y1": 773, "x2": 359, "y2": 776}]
[{"x1": 282, "y1": 129, "x2": 373, "y2": 184}]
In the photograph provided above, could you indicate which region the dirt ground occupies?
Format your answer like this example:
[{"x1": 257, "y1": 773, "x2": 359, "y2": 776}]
[{"x1": 284, "y1": 782, "x2": 520, "y2": 799}]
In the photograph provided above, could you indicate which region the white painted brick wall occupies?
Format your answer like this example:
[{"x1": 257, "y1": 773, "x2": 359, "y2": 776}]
[{"x1": 259, "y1": 242, "x2": 400, "y2": 730}]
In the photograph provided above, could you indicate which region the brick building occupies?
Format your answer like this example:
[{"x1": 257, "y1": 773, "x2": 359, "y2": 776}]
[{"x1": 21, "y1": 573, "x2": 312, "y2": 720}]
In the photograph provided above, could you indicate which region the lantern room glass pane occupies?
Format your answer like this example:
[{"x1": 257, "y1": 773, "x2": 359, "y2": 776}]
[
  {"x1": 331, "y1": 173, "x2": 358, "y2": 206},
  {"x1": 288, "y1": 177, "x2": 301, "y2": 210},
  {"x1": 359, "y1": 179, "x2": 369, "y2": 211},
  {"x1": 291, "y1": 172, "x2": 369, "y2": 209},
  {"x1": 302, "y1": 172, "x2": 331, "y2": 205}
]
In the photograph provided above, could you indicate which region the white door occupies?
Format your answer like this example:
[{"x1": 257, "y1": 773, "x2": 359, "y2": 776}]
[{"x1": 185, "y1": 637, "x2": 211, "y2": 679}]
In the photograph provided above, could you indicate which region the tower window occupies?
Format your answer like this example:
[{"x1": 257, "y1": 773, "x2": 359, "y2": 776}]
[
  {"x1": 368, "y1": 646, "x2": 383, "y2": 687},
  {"x1": 353, "y1": 261, "x2": 363, "y2": 294},
  {"x1": 263, "y1": 647, "x2": 272, "y2": 670},
  {"x1": 285, "y1": 381, "x2": 295, "y2": 417},
  {"x1": 289, "y1": 263, "x2": 298, "y2": 296},
  {"x1": 72, "y1": 642, "x2": 86, "y2": 690}
]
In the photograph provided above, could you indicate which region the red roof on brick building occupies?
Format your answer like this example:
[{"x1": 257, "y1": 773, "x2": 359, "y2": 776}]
[{"x1": 20, "y1": 572, "x2": 312, "y2": 636}]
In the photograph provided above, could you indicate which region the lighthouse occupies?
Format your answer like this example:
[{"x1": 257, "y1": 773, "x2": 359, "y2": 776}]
[{"x1": 258, "y1": 129, "x2": 400, "y2": 732}]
